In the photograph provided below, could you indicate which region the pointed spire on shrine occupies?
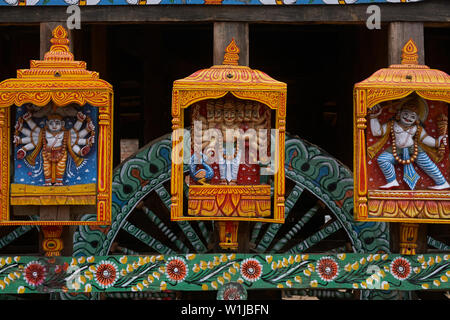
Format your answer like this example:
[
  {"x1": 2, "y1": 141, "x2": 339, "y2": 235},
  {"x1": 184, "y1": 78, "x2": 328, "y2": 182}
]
[
  {"x1": 43, "y1": 25, "x2": 74, "y2": 62},
  {"x1": 222, "y1": 38, "x2": 240, "y2": 66},
  {"x1": 401, "y1": 39, "x2": 419, "y2": 65},
  {"x1": 17, "y1": 25, "x2": 99, "y2": 79}
]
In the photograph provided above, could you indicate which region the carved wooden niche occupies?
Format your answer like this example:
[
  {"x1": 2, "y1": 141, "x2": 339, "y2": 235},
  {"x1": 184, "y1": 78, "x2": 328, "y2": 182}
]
[
  {"x1": 354, "y1": 39, "x2": 450, "y2": 226},
  {"x1": 171, "y1": 39, "x2": 287, "y2": 250},
  {"x1": 0, "y1": 26, "x2": 113, "y2": 226}
]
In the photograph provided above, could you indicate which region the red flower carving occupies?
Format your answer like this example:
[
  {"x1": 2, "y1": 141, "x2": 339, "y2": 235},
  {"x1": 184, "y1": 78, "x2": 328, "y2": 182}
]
[
  {"x1": 95, "y1": 261, "x2": 118, "y2": 288},
  {"x1": 390, "y1": 257, "x2": 411, "y2": 281},
  {"x1": 23, "y1": 261, "x2": 46, "y2": 287},
  {"x1": 240, "y1": 258, "x2": 262, "y2": 282},
  {"x1": 316, "y1": 257, "x2": 339, "y2": 282},
  {"x1": 166, "y1": 258, "x2": 188, "y2": 282}
]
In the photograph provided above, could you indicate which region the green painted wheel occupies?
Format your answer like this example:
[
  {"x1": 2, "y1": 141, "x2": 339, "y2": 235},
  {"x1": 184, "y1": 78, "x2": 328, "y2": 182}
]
[
  {"x1": 72, "y1": 134, "x2": 390, "y2": 257},
  {"x1": 0, "y1": 134, "x2": 445, "y2": 300},
  {"x1": 66, "y1": 133, "x2": 391, "y2": 300}
]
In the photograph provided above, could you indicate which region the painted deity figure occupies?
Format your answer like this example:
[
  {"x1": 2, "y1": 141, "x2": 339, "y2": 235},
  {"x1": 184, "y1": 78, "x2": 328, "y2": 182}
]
[
  {"x1": 189, "y1": 98, "x2": 271, "y2": 186},
  {"x1": 190, "y1": 103, "x2": 214, "y2": 185},
  {"x1": 368, "y1": 98, "x2": 449, "y2": 190},
  {"x1": 218, "y1": 100, "x2": 242, "y2": 185},
  {"x1": 14, "y1": 109, "x2": 95, "y2": 186}
]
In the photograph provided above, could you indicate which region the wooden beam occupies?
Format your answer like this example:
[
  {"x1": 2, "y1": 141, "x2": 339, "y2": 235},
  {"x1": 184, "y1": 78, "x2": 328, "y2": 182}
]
[{"x1": 0, "y1": 1, "x2": 449, "y2": 24}]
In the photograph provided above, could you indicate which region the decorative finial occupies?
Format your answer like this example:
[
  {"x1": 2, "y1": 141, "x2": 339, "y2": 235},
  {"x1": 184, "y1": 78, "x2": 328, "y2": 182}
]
[
  {"x1": 44, "y1": 25, "x2": 73, "y2": 61},
  {"x1": 50, "y1": 25, "x2": 70, "y2": 52},
  {"x1": 222, "y1": 38, "x2": 240, "y2": 66},
  {"x1": 401, "y1": 39, "x2": 419, "y2": 65}
]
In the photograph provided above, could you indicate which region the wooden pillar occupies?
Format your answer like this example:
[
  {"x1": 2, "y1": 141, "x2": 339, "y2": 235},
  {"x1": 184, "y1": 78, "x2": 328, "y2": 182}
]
[
  {"x1": 388, "y1": 22, "x2": 427, "y2": 255},
  {"x1": 388, "y1": 22, "x2": 424, "y2": 65},
  {"x1": 213, "y1": 22, "x2": 250, "y2": 252},
  {"x1": 38, "y1": 22, "x2": 74, "y2": 256},
  {"x1": 213, "y1": 22, "x2": 249, "y2": 66},
  {"x1": 90, "y1": 25, "x2": 108, "y2": 80}
]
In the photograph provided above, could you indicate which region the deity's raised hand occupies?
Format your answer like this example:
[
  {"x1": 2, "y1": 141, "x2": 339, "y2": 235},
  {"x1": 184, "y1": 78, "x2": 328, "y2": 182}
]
[
  {"x1": 438, "y1": 135, "x2": 448, "y2": 147},
  {"x1": 16, "y1": 148, "x2": 26, "y2": 160},
  {"x1": 22, "y1": 112, "x2": 32, "y2": 121},
  {"x1": 77, "y1": 111, "x2": 86, "y2": 122},
  {"x1": 14, "y1": 119, "x2": 23, "y2": 132},
  {"x1": 80, "y1": 145, "x2": 91, "y2": 156},
  {"x1": 88, "y1": 136, "x2": 95, "y2": 145},
  {"x1": 87, "y1": 121, "x2": 95, "y2": 131},
  {"x1": 13, "y1": 135, "x2": 20, "y2": 145},
  {"x1": 368, "y1": 104, "x2": 383, "y2": 118}
]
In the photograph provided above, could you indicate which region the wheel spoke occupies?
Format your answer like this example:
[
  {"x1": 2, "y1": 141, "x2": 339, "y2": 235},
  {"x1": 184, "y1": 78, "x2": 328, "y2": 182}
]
[
  {"x1": 0, "y1": 216, "x2": 38, "y2": 250},
  {"x1": 270, "y1": 203, "x2": 321, "y2": 253},
  {"x1": 287, "y1": 220, "x2": 342, "y2": 253},
  {"x1": 253, "y1": 184, "x2": 305, "y2": 252},
  {"x1": 114, "y1": 245, "x2": 139, "y2": 255},
  {"x1": 141, "y1": 205, "x2": 189, "y2": 253},
  {"x1": 184, "y1": 181, "x2": 212, "y2": 244},
  {"x1": 427, "y1": 236, "x2": 450, "y2": 251},
  {"x1": 155, "y1": 184, "x2": 208, "y2": 253},
  {"x1": 121, "y1": 221, "x2": 176, "y2": 254}
]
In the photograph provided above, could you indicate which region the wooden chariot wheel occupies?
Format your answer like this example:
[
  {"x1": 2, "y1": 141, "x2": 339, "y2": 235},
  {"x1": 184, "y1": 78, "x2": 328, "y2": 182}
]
[{"x1": 0, "y1": 134, "x2": 448, "y2": 300}]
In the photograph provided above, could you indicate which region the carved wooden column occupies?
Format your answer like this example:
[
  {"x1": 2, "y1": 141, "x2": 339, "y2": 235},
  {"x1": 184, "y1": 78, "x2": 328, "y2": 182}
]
[
  {"x1": 388, "y1": 22, "x2": 427, "y2": 255},
  {"x1": 213, "y1": 22, "x2": 250, "y2": 252},
  {"x1": 41, "y1": 225, "x2": 64, "y2": 257},
  {"x1": 388, "y1": 22, "x2": 424, "y2": 66},
  {"x1": 399, "y1": 223, "x2": 419, "y2": 255}
]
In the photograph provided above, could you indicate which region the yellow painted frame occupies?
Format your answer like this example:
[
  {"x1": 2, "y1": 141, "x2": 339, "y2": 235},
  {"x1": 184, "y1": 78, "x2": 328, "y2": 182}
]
[
  {"x1": 0, "y1": 25, "x2": 113, "y2": 226},
  {"x1": 171, "y1": 41, "x2": 287, "y2": 223},
  {"x1": 353, "y1": 39, "x2": 450, "y2": 224}
]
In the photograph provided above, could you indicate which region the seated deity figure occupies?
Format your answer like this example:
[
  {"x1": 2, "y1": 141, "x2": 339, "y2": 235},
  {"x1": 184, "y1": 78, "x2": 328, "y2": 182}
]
[
  {"x1": 190, "y1": 103, "x2": 215, "y2": 185},
  {"x1": 14, "y1": 109, "x2": 95, "y2": 186},
  {"x1": 236, "y1": 100, "x2": 245, "y2": 123},
  {"x1": 189, "y1": 98, "x2": 272, "y2": 187},
  {"x1": 368, "y1": 97, "x2": 449, "y2": 190},
  {"x1": 243, "y1": 101, "x2": 254, "y2": 130},
  {"x1": 218, "y1": 99, "x2": 242, "y2": 185},
  {"x1": 205, "y1": 100, "x2": 215, "y2": 129}
]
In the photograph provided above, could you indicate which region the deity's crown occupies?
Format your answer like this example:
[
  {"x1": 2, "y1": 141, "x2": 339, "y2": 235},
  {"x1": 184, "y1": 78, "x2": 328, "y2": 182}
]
[
  {"x1": 401, "y1": 102, "x2": 418, "y2": 113},
  {"x1": 47, "y1": 113, "x2": 64, "y2": 121},
  {"x1": 223, "y1": 99, "x2": 235, "y2": 109}
]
